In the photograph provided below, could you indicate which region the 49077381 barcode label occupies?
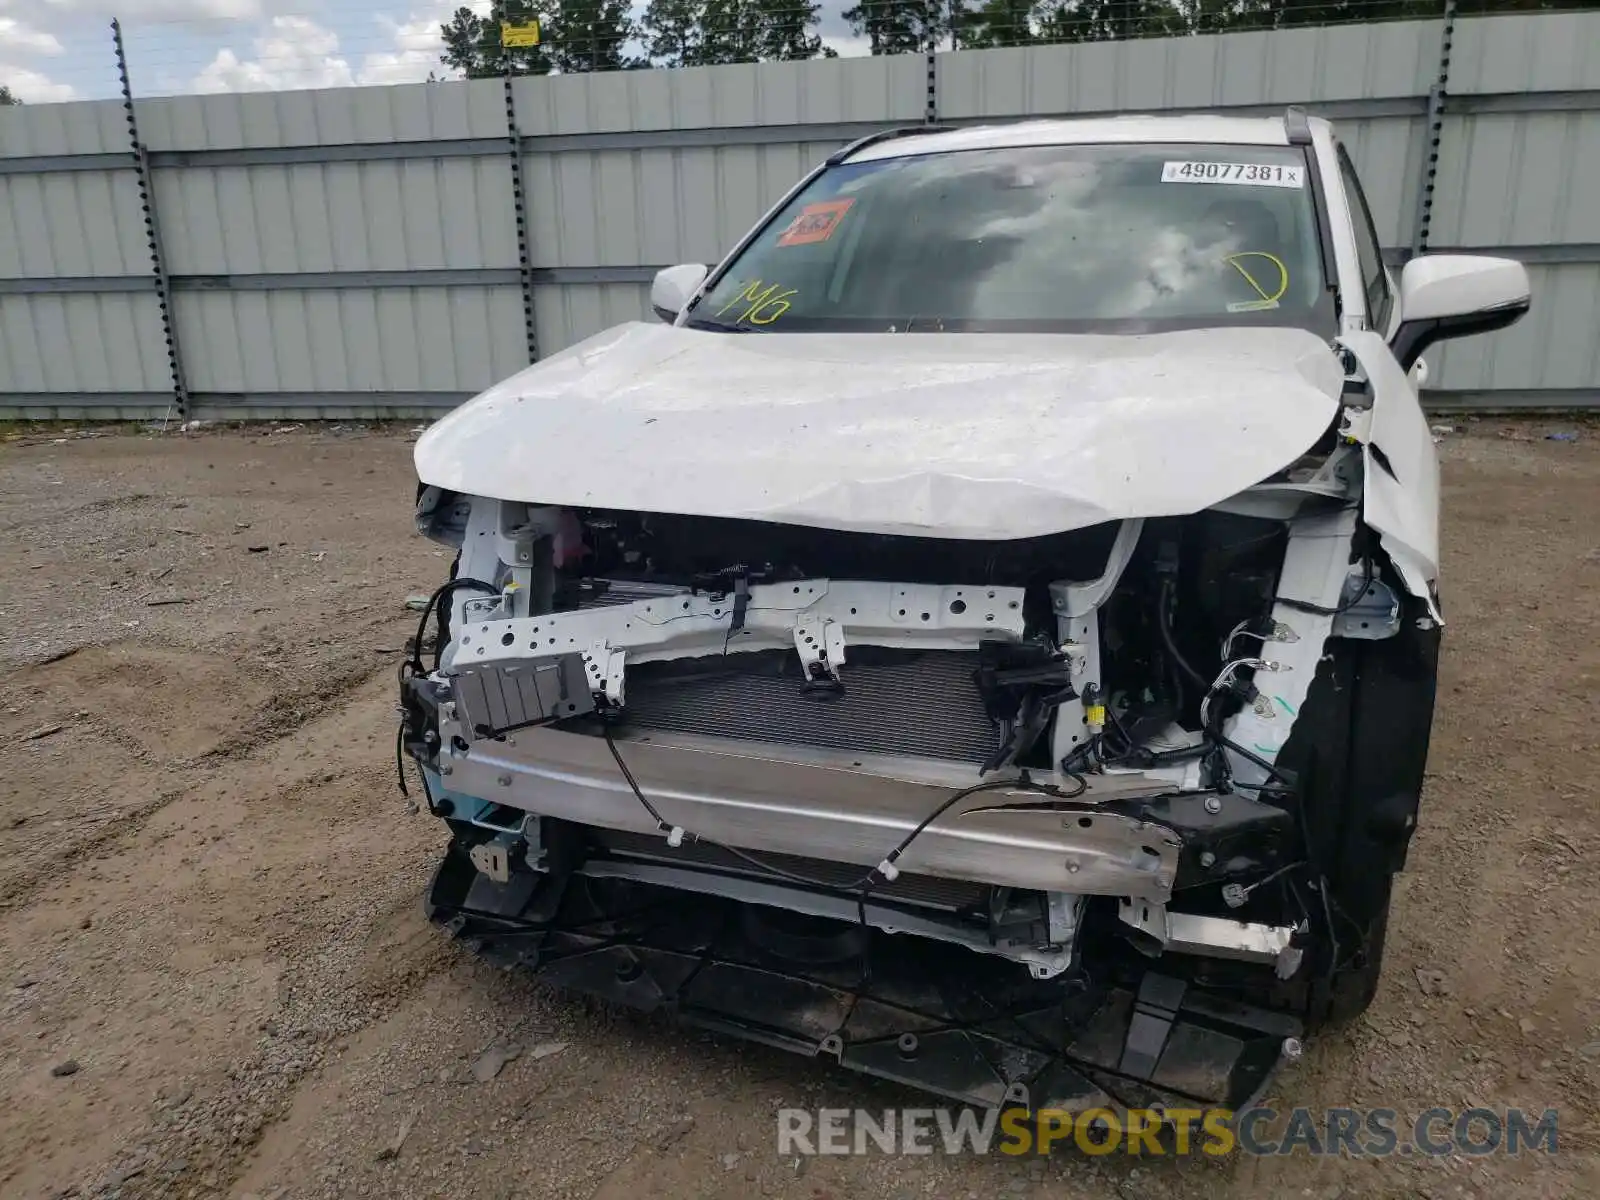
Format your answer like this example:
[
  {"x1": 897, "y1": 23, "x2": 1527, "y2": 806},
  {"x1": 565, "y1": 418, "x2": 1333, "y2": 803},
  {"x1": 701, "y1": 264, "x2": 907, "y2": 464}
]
[{"x1": 1160, "y1": 161, "x2": 1305, "y2": 188}]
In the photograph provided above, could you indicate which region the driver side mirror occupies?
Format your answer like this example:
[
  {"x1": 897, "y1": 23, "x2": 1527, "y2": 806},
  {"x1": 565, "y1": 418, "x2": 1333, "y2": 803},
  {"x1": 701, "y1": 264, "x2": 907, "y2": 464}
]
[
  {"x1": 651, "y1": 263, "x2": 709, "y2": 322},
  {"x1": 1392, "y1": 254, "x2": 1530, "y2": 372}
]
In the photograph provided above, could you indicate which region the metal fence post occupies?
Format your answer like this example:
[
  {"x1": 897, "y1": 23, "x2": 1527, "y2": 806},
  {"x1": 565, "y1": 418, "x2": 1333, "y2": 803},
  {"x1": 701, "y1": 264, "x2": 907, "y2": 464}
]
[
  {"x1": 1410, "y1": 0, "x2": 1459, "y2": 257},
  {"x1": 497, "y1": 10, "x2": 539, "y2": 364},
  {"x1": 112, "y1": 19, "x2": 189, "y2": 420},
  {"x1": 923, "y1": 6, "x2": 942, "y2": 124},
  {"x1": 503, "y1": 80, "x2": 538, "y2": 363}
]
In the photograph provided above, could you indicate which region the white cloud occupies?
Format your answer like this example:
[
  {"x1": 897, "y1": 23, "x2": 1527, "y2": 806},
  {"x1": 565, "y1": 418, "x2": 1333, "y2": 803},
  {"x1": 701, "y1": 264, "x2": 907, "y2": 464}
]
[
  {"x1": 357, "y1": 3, "x2": 452, "y2": 85},
  {"x1": 821, "y1": 34, "x2": 870, "y2": 58},
  {"x1": 185, "y1": 3, "x2": 489, "y2": 93},
  {"x1": 194, "y1": 15, "x2": 354, "y2": 92},
  {"x1": 0, "y1": 63, "x2": 79, "y2": 101},
  {"x1": 0, "y1": 17, "x2": 64, "y2": 56},
  {"x1": 40, "y1": 0, "x2": 266, "y2": 18}
]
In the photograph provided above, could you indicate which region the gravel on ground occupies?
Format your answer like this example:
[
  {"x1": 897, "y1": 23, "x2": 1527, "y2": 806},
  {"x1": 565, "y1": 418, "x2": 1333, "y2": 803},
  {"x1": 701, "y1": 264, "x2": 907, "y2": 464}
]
[{"x1": 0, "y1": 418, "x2": 1595, "y2": 1199}]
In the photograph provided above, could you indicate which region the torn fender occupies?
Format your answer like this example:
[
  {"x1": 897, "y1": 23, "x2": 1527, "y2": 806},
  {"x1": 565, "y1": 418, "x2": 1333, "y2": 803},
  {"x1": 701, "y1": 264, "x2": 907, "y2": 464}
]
[{"x1": 1339, "y1": 331, "x2": 1443, "y2": 620}]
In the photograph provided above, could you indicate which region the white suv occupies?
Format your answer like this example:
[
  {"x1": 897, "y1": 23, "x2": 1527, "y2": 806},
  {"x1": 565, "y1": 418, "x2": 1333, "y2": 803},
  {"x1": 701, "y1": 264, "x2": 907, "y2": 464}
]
[{"x1": 403, "y1": 110, "x2": 1529, "y2": 1112}]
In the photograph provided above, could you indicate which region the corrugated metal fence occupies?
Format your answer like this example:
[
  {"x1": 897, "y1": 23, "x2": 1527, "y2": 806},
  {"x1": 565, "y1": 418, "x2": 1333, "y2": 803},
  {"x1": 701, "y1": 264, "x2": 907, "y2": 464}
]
[{"x1": 2, "y1": 11, "x2": 1597, "y2": 420}]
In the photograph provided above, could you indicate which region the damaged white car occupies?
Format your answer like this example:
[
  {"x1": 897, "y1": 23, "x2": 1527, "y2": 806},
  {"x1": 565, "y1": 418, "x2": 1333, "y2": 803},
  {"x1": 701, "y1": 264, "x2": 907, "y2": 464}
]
[{"x1": 401, "y1": 110, "x2": 1528, "y2": 1111}]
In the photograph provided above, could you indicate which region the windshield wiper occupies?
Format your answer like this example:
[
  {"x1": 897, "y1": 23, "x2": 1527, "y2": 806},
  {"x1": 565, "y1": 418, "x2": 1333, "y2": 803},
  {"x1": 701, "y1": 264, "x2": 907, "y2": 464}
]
[{"x1": 683, "y1": 315, "x2": 758, "y2": 333}]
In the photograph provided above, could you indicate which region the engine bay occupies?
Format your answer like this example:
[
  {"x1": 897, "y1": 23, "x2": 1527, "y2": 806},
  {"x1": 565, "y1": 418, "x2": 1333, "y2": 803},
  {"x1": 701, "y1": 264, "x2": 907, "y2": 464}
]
[
  {"x1": 415, "y1": 491, "x2": 1324, "y2": 794},
  {"x1": 401, "y1": 429, "x2": 1433, "y2": 1114}
]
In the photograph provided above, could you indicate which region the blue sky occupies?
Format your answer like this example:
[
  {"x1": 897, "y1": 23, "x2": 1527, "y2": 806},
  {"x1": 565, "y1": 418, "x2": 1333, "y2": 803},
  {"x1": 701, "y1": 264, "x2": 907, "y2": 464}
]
[{"x1": 0, "y1": 0, "x2": 871, "y2": 103}]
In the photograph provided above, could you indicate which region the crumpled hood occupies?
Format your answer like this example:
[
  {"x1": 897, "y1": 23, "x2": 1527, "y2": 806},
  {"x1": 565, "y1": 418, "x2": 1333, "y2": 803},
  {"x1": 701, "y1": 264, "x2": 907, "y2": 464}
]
[{"x1": 415, "y1": 321, "x2": 1343, "y2": 540}]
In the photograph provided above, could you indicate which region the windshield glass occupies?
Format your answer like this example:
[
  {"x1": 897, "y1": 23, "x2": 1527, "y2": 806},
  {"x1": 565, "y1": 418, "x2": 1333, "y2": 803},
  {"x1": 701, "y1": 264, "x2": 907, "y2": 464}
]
[{"x1": 692, "y1": 142, "x2": 1334, "y2": 335}]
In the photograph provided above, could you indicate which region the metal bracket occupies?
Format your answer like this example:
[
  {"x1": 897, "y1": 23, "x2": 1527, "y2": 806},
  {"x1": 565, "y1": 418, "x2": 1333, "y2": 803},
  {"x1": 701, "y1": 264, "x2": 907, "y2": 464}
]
[
  {"x1": 1331, "y1": 574, "x2": 1402, "y2": 640},
  {"x1": 1049, "y1": 519, "x2": 1144, "y2": 771},
  {"x1": 450, "y1": 651, "x2": 594, "y2": 738},
  {"x1": 1119, "y1": 900, "x2": 1304, "y2": 980},
  {"x1": 793, "y1": 615, "x2": 846, "y2": 688},
  {"x1": 579, "y1": 643, "x2": 627, "y2": 706},
  {"x1": 469, "y1": 836, "x2": 515, "y2": 884},
  {"x1": 456, "y1": 579, "x2": 1027, "y2": 673},
  {"x1": 1045, "y1": 891, "x2": 1083, "y2": 947}
]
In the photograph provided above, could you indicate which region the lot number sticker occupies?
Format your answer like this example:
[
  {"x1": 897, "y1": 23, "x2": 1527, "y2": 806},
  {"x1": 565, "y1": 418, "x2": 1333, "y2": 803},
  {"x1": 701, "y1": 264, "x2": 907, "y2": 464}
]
[
  {"x1": 777, "y1": 199, "x2": 856, "y2": 247},
  {"x1": 1161, "y1": 161, "x2": 1305, "y2": 188}
]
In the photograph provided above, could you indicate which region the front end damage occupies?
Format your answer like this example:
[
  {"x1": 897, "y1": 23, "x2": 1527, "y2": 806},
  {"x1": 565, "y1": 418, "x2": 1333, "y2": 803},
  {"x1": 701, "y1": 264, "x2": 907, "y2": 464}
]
[{"x1": 397, "y1": 413, "x2": 1440, "y2": 1112}]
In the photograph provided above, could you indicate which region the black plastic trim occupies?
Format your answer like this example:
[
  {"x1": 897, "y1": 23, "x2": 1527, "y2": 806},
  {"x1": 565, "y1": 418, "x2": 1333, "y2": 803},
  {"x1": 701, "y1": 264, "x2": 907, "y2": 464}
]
[{"x1": 1392, "y1": 299, "x2": 1530, "y2": 371}]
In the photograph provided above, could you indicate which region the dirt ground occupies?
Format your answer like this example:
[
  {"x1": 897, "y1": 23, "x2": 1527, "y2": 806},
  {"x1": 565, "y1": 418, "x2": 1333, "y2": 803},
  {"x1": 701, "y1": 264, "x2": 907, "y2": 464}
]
[{"x1": 0, "y1": 418, "x2": 1596, "y2": 1200}]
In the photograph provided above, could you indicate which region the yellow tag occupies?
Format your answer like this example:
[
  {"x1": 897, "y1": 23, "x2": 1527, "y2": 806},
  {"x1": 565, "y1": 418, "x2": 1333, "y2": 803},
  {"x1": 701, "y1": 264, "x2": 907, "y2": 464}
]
[
  {"x1": 1086, "y1": 704, "x2": 1106, "y2": 725},
  {"x1": 500, "y1": 20, "x2": 541, "y2": 47}
]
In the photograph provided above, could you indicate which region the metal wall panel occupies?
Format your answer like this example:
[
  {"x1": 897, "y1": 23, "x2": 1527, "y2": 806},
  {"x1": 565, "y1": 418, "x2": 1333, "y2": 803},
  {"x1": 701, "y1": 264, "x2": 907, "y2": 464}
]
[
  {"x1": 0, "y1": 100, "x2": 130, "y2": 158},
  {"x1": 521, "y1": 140, "x2": 842, "y2": 271},
  {"x1": 936, "y1": 21, "x2": 1443, "y2": 119},
  {"x1": 0, "y1": 293, "x2": 169, "y2": 393},
  {"x1": 532, "y1": 282, "x2": 653, "y2": 358},
  {"x1": 1418, "y1": 12, "x2": 1600, "y2": 399},
  {"x1": 512, "y1": 55, "x2": 926, "y2": 136},
  {"x1": 1447, "y1": 12, "x2": 1600, "y2": 94},
  {"x1": 1430, "y1": 264, "x2": 1600, "y2": 392},
  {"x1": 153, "y1": 158, "x2": 516, "y2": 274},
  {"x1": 4, "y1": 14, "x2": 1600, "y2": 417},
  {"x1": 136, "y1": 81, "x2": 509, "y2": 151},
  {"x1": 172, "y1": 287, "x2": 526, "y2": 394},
  {"x1": 0, "y1": 170, "x2": 151, "y2": 278},
  {"x1": 1427, "y1": 112, "x2": 1600, "y2": 249}
]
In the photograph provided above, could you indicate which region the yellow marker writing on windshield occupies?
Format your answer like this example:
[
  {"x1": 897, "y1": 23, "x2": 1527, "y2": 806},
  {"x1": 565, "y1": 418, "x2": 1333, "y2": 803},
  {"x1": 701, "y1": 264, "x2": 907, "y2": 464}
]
[
  {"x1": 715, "y1": 278, "x2": 797, "y2": 325},
  {"x1": 1225, "y1": 252, "x2": 1289, "y2": 304}
]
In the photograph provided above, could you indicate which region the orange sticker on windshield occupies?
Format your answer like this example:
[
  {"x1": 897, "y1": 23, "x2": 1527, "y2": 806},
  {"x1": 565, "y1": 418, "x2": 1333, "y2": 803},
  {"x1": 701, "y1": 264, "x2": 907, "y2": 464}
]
[{"x1": 776, "y1": 199, "x2": 855, "y2": 247}]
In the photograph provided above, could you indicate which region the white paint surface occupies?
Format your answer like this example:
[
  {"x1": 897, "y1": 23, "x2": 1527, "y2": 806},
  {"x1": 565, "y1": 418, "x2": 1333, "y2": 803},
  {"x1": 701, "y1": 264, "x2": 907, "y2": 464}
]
[
  {"x1": 1341, "y1": 330, "x2": 1443, "y2": 615},
  {"x1": 416, "y1": 321, "x2": 1344, "y2": 541}
]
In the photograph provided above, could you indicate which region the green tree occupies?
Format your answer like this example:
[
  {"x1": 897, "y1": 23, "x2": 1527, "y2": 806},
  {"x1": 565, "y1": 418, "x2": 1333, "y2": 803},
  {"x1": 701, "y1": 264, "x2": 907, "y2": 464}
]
[
  {"x1": 641, "y1": 0, "x2": 707, "y2": 64},
  {"x1": 752, "y1": 0, "x2": 826, "y2": 60},
  {"x1": 548, "y1": 0, "x2": 642, "y2": 72},
  {"x1": 641, "y1": 0, "x2": 827, "y2": 67},
  {"x1": 440, "y1": 1, "x2": 553, "y2": 77},
  {"x1": 0, "y1": 85, "x2": 19, "y2": 106},
  {"x1": 1034, "y1": 0, "x2": 1184, "y2": 42},
  {"x1": 698, "y1": 0, "x2": 763, "y2": 61},
  {"x1": 842, "y1": 0, "x2": 951, "y2": 54},
  {"x1": 960, "y1": 0, "x2": 1038, "y2": 46}
]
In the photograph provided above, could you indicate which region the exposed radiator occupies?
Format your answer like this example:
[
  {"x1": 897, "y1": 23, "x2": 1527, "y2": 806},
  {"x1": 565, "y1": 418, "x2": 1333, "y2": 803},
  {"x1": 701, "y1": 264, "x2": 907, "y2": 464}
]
[{"x1": 622, "y1": 651, "x2": 1000, "y2": 765}]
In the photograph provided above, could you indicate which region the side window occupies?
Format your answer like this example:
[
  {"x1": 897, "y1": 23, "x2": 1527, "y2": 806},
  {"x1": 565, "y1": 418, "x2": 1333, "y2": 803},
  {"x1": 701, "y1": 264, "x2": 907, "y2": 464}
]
[{"x1": 1336, "y1": 144, "x2": 1393, "y2": 330}]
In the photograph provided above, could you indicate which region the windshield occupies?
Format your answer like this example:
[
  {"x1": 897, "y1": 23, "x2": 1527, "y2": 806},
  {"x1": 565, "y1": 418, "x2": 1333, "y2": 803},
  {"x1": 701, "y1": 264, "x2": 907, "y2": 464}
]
[{"x1": 692, "y1": 142, "x2": 1334, "y2": 335}]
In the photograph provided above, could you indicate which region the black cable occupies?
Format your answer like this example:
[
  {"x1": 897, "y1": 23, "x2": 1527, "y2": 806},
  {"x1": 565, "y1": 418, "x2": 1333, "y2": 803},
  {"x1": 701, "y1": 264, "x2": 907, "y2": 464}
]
[
  {"x1": 404, "y1": 576, "x2": 501, "y2": 677},
  {"x1": 1274, "y1": 554, "x2": 1375, "y2": 617},
  {"x1": 1104, "y1": 703, "x2": 1136, "y2": 751},
  {"x1": 871, "y1": 774, "x2": 1081, "y2": 880},
  {"x1": 604, "y1": 723, "x2": 877, "y2": 890},
  {"x1": 1317, "y1": 876, "x2": 1340, "y2": 990},
  {"x1": 423, "y1": 577, "x2": 501, "y2": 672},
  {"x1": 1060, "y1": 733, "x2": 1100, "y2": 773},
  {"x1": 395, "y1": 576, "x2": 499, "y2": 798},
  {"x1": 1158, "y1": 578, "x2": 1209, "y2": 691},
  {"x1": 602, "y1": 724, "x2": 1079, "y2": 905},
  {"x1": 602, "y1": 723, "x2": 674, "y2": 832},
  {"x1": 394, "y1": 720, "x2": 410, "y2": 796},
  {"x1": 724, "y1": 843, "x2": 875, "y2": 891},
  {"x1": 1211, "y1": 731, "x2": 1297, "y2": 787}
]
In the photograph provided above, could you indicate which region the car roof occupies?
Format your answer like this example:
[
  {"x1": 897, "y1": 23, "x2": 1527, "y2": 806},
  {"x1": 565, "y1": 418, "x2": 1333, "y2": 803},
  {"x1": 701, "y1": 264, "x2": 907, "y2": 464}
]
[{"x1": 845, "y1": 114, "x2": 1327, "y2": 163}]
